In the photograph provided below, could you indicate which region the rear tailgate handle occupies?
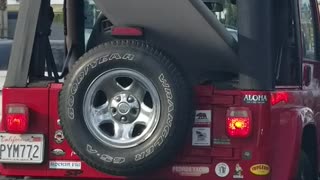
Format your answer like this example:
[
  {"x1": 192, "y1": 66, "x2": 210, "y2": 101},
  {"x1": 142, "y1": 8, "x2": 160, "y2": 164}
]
[{"x1": 303, "y1": 64, "x2": 312, "y2": 86}]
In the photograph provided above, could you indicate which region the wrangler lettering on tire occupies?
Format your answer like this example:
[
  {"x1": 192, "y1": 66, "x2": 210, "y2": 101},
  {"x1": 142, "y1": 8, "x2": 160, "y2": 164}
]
[{"x1": 59, "y1": 40, "x2": 194, "y2": 176}]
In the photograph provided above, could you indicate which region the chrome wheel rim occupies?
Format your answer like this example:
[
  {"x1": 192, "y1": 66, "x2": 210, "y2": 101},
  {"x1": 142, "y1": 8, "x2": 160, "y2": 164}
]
[{"x1": 83, "y1": 69, "x2": 161, "y2": 149}]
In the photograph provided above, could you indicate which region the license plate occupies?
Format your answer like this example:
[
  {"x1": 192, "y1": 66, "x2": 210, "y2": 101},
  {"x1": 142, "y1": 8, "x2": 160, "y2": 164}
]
[{"x1": 0, "y1": 133, "x2": 44, "y2": 164}]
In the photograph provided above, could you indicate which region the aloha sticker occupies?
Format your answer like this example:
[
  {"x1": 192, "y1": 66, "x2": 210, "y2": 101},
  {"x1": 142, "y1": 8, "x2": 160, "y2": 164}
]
[
  {"x1": 243, "y1": 94, "x2": 268, "y2": 104},
  {"x1": 233, "y1": 163, "x2": 244, "y2": 179},
  {"x1": 250, "y1": 164, "x2": 270, "y2": 176}
]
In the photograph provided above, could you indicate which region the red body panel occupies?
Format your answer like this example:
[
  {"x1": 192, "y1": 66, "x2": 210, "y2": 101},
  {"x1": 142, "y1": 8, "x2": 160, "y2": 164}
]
[
  {"x1": 270, "y1": 108, "x2": 301, "y2": 180},
  {"x1": 1, "y1": 84, "x2": 308, "y2": 180},
  {"x1": 0, "y1": 87, "x2": 50, "y2": 177},
  {"x1": 269, "y1": 92, "x2": 313, "y2": 179}
]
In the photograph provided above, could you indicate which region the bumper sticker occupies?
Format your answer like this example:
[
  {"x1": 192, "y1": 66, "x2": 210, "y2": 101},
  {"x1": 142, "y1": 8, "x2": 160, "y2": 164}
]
[
  {"x1": 243, "y1": 94, "x2": 268, "y2": 104},
  {"x1": 49, "y1": 160, "x2": 82, "y2": 170},
  {"x1": 233, "y1": 163, "x2": 244, "y2": 179},
  {"x1": 194, "y1": 110, "x2": 211, "y2": 124},
  {"x1": 250, "y1": 164, "x2": 270, "y2": 176},
  {"x1": 215, "y1": 162, "x2": 230, "y2": 177},
  {"x1": 172, "y1": 166, "x2": 209, "y2": 177},
  {"x1": 192, "y1": 127, "x2": 210, "y2": 146}
]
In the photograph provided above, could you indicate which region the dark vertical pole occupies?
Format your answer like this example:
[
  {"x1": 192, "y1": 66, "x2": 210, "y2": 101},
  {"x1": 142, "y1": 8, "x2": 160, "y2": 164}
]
[
  {"x1": 0, "y1": 0, "x2": 7, "y2": 38},
  {"x1": 66, "y1": 0, "x2": 85, "y2": 68},
  {"x1": 29, "y1": 0, "x2": 51, "y2": 79},
  {"x1": 238, "y1": 0, "x2": 274, "y2": 90}
]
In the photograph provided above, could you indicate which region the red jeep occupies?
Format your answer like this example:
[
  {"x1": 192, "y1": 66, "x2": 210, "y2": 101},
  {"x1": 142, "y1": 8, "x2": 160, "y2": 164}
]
[{"x1": 0, "y1": 0, "x2": 318, "y2": 179}]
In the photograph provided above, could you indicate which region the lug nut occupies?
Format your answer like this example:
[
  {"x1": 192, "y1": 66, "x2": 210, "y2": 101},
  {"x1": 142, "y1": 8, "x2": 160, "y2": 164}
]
[
  {"x1": 115, "y1": 96, "x2": 121, "y2": 102},
  {"x1": 127, "y1": 96, "x2": 134, "y2": 103},
  {"x1": 121, "y1": 116, "x2": 127, "y2": 122}
]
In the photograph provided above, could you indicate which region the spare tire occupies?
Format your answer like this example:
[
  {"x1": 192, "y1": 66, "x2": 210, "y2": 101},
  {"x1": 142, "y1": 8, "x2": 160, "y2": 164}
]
[{"x1": 59, "y1": 40, "x2": 194, "y2": 176}]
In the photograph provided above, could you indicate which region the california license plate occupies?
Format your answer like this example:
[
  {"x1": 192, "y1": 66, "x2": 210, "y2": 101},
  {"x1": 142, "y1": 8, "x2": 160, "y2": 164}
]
[{"x1": 0, "y1": 133, "x2": 44, "y2": 164}]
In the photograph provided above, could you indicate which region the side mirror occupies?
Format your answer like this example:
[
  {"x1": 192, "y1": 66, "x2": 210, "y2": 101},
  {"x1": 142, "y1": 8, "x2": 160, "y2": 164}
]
[{"x1": 203, "y1": 0, "x2": 225, "y2": 12}]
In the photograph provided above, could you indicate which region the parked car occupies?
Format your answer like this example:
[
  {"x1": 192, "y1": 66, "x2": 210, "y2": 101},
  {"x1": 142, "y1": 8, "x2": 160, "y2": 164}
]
[
  {"x1": 0, "y1": 39, "x2": 13, "y2": 89},
  {"x1": 0, "y1": 39, "x2": 12, "y2": 71}
]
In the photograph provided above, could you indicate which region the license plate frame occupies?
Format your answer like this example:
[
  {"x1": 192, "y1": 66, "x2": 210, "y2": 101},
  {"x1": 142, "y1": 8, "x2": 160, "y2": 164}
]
[{"x1": 0, "y1": 133, "x2": 44, "y2": 164}]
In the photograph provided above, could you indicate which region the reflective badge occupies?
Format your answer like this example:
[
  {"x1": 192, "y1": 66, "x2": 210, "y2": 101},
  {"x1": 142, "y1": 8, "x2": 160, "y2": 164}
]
[
  {"x1": 233, "y1": 163, "x2": 244, "y2": 179},
  {"x1": 215, "y1": 162, "x2": 230, "y2": 177},
  {"x1": 54, "y1": 130, "x2": 65, "y2": 144},
  {"x1": 250, "y1": 164, "x2": 270, "y2": 176}
]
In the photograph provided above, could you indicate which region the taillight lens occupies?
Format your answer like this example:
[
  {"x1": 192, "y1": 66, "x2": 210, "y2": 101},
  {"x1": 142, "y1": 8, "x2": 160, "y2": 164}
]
[
  {"x1": 5, "y1": 104, "x2": 29, "y2": 134},
  {"x1": 111, "y1": 27, "x2": 143, "y2": 36},
  {"x1": 271, "y1": 92, "x2": 288, "y2": 106},
  {"x1": 226, "y1": 107, "x2": 252, "y2": 138}
]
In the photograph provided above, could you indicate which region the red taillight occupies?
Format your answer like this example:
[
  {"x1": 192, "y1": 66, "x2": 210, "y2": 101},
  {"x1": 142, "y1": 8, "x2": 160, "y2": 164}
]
[
  {"x1": 271, "y1": 92, "x2": 289, "y2": 106},
  {"x1": 111, "y1": 27, "x2": 143, "y2": 36},
  {"x1": 226, "y1": 107, "x2": 252, "y2": 138},
  {"x1": 5, "y1": 104, "x2": 29, "y2": 134}
]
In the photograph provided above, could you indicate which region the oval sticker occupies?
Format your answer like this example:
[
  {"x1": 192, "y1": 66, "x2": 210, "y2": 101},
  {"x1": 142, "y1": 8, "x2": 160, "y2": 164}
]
[{"x1": 250, "y1": 164, "x2": 270, "y2": 176}]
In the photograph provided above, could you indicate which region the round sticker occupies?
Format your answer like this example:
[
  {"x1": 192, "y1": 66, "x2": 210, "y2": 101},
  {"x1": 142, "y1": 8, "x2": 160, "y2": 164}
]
[{"x1": 215, "y1": 162, "x2": 230, "y2": 177}]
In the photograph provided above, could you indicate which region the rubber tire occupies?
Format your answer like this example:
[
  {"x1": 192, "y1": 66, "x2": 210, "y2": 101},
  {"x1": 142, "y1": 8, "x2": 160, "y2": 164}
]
[
  {"x1": 296, "y1": 151, "x2": 315, "y2": 180},
  {"x1": 59, "y1": 40, "x2": 194, "y2": 176}
]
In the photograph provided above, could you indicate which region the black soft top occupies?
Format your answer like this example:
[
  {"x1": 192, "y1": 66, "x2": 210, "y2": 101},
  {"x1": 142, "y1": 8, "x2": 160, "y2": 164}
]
[
  {"x1": 5, "y1": 0, "x2": 238, "y2": 87},
  {"x1": 94, "y1": 0, "x2": 238, "y2": 78}
]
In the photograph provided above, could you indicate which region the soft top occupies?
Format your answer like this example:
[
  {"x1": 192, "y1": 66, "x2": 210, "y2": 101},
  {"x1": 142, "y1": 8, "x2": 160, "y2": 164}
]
[{"x1": 94, "y1": 0, "x2": 239, "y2": 80}]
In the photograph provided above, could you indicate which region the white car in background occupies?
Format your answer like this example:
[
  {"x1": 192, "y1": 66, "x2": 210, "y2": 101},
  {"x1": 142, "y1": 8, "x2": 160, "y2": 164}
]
[{"x1": 0, "y1": 39, "x2": 13, "y2": 90}]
